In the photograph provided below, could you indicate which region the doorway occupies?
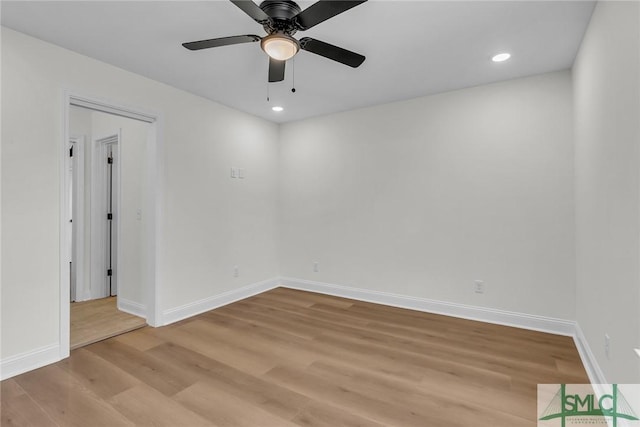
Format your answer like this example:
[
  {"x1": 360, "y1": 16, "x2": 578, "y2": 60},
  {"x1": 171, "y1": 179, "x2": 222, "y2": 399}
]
[{"x1": 61, "y1": 94, "x2": 161, "y2": 355}]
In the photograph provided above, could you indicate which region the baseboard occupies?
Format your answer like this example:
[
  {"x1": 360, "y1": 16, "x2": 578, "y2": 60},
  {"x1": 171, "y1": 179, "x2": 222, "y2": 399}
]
[
  {"x1": 118, "y1": 298, "x2": 147, "y2": 319},
  {"x1": 573, "y1": 323, "x2": 607, "y2": 385},
  {"x1": 279, "y1": 277, "x2": 576, "y2": 336},
  {"x1": 161, "y1": 277, "x2": 280, "y2": 325},
  {"x1": 0, "y1": 343, "x2": 60, "y2": 381}
]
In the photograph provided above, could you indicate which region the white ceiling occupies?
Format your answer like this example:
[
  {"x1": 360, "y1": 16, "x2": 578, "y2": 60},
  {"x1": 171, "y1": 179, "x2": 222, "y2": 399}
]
[{"x1": 1, "y1": 1, "x2": 595, "y2": 123}]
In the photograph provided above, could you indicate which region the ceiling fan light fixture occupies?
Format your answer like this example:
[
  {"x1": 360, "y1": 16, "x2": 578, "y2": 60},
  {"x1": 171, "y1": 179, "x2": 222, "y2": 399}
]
[{"x1": 261, "y1": 34, "x2": 299, "y2": 61}]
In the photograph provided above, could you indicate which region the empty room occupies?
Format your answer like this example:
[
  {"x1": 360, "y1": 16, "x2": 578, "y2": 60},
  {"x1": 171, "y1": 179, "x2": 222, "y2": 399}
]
[{"x1": 1, "y1": 0, "x2": 639, "y2": 426}]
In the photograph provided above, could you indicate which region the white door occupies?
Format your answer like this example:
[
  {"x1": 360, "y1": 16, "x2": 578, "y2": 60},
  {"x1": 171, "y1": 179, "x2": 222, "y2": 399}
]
[{"x1": 91, "y1": 133, "x2": 120, "y2": 299}]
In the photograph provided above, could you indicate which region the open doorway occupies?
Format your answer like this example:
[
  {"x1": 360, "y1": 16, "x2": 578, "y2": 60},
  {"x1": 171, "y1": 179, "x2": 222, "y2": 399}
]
[{"x1": 63, "y1": 97, "x2": 159, "y2": 351}]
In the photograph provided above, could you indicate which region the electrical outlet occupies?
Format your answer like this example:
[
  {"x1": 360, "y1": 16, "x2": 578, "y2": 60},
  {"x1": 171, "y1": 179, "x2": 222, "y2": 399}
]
[
  {"x1": 605, "y1": 334, "x2": 610, "y2": 359},
  {"x1": 313, "y1": 261, "x2": 319, "y2": 272},
  {"x1": 474, "y1": 280, "x2": 484, "y2": 294},
  {"x1": 233, "y1": 265, "x2": 239, "y2": 277}
]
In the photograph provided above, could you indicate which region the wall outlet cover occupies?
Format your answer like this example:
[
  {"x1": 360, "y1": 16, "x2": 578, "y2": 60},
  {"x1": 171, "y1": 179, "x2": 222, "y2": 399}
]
[{"x1": 474, "y1": 280, "x2": 484, "y2": 294}]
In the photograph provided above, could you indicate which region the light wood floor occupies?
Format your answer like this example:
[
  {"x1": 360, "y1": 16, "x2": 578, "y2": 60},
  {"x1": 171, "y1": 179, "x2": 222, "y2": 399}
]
[
  {"x1": 2, "y1": 288, "x2": 588, "y2": 426},
  {"x1": 70, "y1": 297, "x2": 146, "y2": 350}
]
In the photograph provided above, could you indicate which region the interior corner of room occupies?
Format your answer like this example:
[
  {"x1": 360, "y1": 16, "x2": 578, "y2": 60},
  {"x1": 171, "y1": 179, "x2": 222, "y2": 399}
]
[{"x1": 1, "y1": 0, "x2": 639, "y2": 395}]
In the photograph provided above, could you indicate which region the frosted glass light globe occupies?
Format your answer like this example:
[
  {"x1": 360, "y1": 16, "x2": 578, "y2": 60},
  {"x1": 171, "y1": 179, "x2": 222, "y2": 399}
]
[{"x1": 261, "y1": 34, "x2": 299, "y2": 61}]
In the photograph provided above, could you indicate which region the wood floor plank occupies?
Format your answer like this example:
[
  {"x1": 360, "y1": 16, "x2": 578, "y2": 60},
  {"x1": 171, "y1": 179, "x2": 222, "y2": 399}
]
[
  {"x1": 248, "y1": 295, "x2": 372, "y2": 329},
  {"x1": 173, "y1": 381, "x2": 300, "y2": 427},
  {"x1": 212, "y1": 303, "x2": 321, "y2": 340},
  {"x1": 111, "y1": 327, "x2": 166, "y2": 351},
  {"x1": 198, "y1": 312, "x2": 321, "y2": 368},
  {"x1": 292, "y1": 401, "x2": 386, "y2": 427},
  {"x1": 85, "y1": 339, "x2": 197, "y2": 396},
  {"x1": 108, "y1": 384, "x2": 215, "y2": 426},
  {"x1": 0, "y1": 379, "x2": 26, "y2": 400},
  {"x1": 1, "y1": 287, "x2": 589, "y2": 426},
  {"x1": 216, "y1": 302, "x2": 429, "y2": 383},
  {"x1": 264, "y1": 287, "x2": 356, "y2": 309},
  {"x1": 156, "y1": 319, "x2": 279, "y2": 376},
  {"x1": 555, "y1": 356, "x2": 590, "y2": 378},
  {"x1": 248, "y1": 290, "x2": 318, "y2": 308},
  {"x1": 13, "y1": 365, "x2": 134, "y2": 427},
  {"x1": 70, "y1": 297, "x2": 146, "y2": 350},
  {"x1": 1, "y1": 394, "x2": 59, "y2": 427},
  {"x1": 264, "y1": 364, "x2": 458, "y2": 427},
  {"x1": 220, "y1": 299, "x2": 369, "y2": 339},
  {"x1": 305, "y1": 358, "x2": 534, "y2": 427},
  {"x1": 313, "y1": 326, "x2": 515, "y2": 388},
  {"x1": 146, "y1": 341, "x2": 310, "y2": 420},
  {"x1": 58, "y1": 348, "x2": 141, "y2": 399},
  {"x1": 417, "y1": 368, "x2": 536, "y2": 424}
]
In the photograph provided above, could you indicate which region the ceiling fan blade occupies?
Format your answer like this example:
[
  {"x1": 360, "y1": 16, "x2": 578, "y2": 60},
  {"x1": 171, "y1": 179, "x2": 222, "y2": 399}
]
[
  {"x1": 268, "y1": 57, "x2": 285, "y2": 82},
  {"x1": 182, "y1": 35, "x2": 261, "y2": 51},
  {"x1": 294, "y1": 0, "x2": 367, "y2": 31},
  {"x1": 230, "y1": 0, "x2": 271, "y2": 24},
  {"x1": 299, "y1": 37, "x2": 365, "y2": 68}
]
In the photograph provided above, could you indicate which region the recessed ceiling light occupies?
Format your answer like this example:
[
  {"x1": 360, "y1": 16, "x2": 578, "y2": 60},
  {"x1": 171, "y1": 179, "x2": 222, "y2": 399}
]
[
  {"x1": 492, "y1": 53, "x2": 511, "y2": 62},
  {"x1": 272, "y1": 106, "x2": 284, "y2": 112}
]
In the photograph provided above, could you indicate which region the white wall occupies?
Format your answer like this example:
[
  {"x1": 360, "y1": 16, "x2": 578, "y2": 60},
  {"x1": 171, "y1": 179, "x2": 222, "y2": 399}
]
[
  {"x1": 1, "y1": 28, "x2": 279, "y2": 362},
  {"x1": 279, "y1": 71, "x2": 575, "y2": 320},
  {"x1": 573, "y1": 1, "x2": 640, "y2": 383}
]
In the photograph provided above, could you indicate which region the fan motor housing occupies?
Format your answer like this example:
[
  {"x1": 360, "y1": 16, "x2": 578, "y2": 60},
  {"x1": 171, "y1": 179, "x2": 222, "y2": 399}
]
[{"x1": 260, "y1": 0, "x2": 301, "y2": 34}]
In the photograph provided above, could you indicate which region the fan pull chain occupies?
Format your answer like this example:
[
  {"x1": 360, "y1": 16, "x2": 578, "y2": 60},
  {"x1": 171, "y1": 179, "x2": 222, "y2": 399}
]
[
  {"x1": 266, "y1": 81, "x2": 270, "y2": 102},
  {"x1": 291, "y1": 57, "x2": 296, "y2": 93}
]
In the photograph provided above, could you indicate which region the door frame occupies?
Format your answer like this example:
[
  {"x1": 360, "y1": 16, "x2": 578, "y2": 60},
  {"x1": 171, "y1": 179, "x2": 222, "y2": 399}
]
[
  {"x1": 60, "y1": 92, "x2": 163, "y2": 358},
  {"x1": 69, "y1": 136, "x2": 85, "y2": 302}
]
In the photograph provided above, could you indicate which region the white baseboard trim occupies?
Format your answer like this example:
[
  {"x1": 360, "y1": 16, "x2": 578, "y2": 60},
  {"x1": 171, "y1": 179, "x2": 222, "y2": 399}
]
[
  {"x1": 0, "y1": 343, "x2": 60, "y2": 381},
  {"x1": 573, "y1": 323, "x2": 607, "y2": 385},
  {"x1": 279, "y1": 277, "x2": 576, "y2": 336},
  {"x1": 161, "y1": 277, "x2": 280, "y2": 325},
  {"x1": 118, "y1": 298, "x2": 147, "y2": 319}
]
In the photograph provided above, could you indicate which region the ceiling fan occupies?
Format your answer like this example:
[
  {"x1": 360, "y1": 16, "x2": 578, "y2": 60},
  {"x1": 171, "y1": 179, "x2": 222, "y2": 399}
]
[{"x1": 182, "y1": 0, "x2": 367, "y2": 83}]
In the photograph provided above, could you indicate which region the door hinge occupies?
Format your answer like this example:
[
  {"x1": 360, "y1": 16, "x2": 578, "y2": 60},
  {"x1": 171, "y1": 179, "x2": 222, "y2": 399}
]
[
  {"x1": 107, "y1": 213, "x2": 113, "y2": 220},
  {"x1": 107, "y1": 269, "x2": 112, "y2": 277},
  {"x1": 107, "y1": 156, "x2": 113, "y2": 164}
]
